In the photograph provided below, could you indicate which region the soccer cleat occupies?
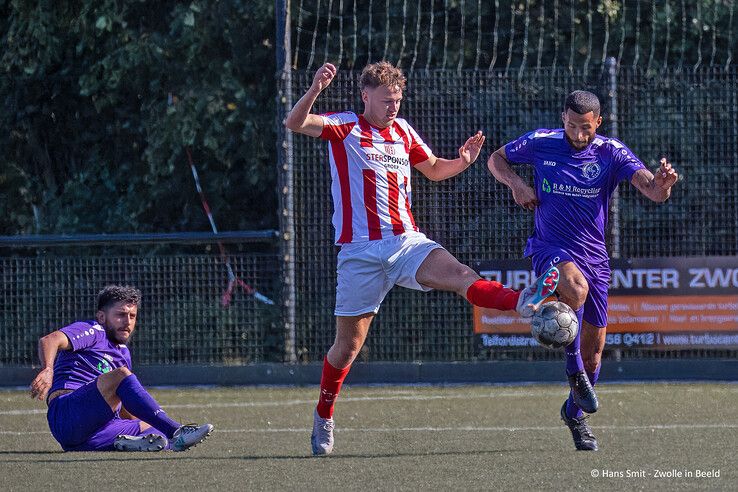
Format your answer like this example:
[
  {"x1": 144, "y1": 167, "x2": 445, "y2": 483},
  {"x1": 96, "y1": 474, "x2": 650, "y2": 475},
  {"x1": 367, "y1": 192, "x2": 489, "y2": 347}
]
[
  {"x1": 561, "y1": 402, "x2": 598, "y2": 451},
  {"x1": 311, "y1": 408, "x2": 335, "y2": 456},
  {"x1": 113, "y1": 433, "x2": 168, "y2": 452},
  {"x1": 567, "y1": 370, "x2": 599, "y2": 414},
  {"x1": 172, "y1": 423, "x2": 214, "y2": 452},
  {"x1": 516, "y1": 266, "x2": 560, "y2": 317}
]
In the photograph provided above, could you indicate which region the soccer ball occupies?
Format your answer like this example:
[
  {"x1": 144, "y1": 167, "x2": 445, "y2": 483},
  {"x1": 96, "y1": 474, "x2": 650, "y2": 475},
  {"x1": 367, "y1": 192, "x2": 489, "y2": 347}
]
[{"x1": 530, "y1": 301, "x2": 579, "y2": 349}]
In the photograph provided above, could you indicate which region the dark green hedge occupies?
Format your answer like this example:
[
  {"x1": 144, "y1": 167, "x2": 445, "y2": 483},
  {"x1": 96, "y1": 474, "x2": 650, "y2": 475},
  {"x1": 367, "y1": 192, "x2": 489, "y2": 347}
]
[{"x1": 1, "y1": 1, "x2": 277, "y2": 235}]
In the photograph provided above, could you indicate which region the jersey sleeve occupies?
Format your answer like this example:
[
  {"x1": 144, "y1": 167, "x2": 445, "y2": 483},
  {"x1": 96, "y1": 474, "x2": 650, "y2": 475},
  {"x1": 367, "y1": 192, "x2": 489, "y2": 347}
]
[
  {"x1": 607, "y1": 138, "x2": 646, "y2": 182},
  {"x1": 405, "y1": 123, "x2": 434, "y2": 166},
  {"x1": 123, "y1": 347, "x2": 133, "y2": 369},
  {"x1": 60, "y1": 321, "x2": 107, "y2": 351},
  {"x1": 319, "y1": 111, "x2": 357, "y2": 142},
  {"x1": 503, "y1": 131, "x2": 537, "y2": 165}
]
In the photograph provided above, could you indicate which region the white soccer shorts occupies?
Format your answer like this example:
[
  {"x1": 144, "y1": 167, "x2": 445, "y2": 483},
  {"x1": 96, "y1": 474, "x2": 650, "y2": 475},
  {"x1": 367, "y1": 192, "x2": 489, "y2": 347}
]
[{"x1": 334, "y1": 231, "x2": 445, "y2": 316}]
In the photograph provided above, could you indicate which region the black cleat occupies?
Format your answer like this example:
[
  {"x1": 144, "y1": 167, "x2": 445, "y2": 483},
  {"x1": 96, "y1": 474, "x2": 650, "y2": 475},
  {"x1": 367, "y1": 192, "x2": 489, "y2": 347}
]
[
  {"x1": 567, "y1": 370, "x2": 599, "y2": 413},
  {"x1": 561, "y1": 402, "x2": 599, "y2": 451}
]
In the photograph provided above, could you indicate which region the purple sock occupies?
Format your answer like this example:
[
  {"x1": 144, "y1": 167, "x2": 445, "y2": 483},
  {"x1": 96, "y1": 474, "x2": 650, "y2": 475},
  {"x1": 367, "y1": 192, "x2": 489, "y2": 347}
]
[
  {"x1": 564, "y1": 307, "x2": 586, "y2": 419},
  {"x1": 564, "y1": 306, "x2": 585, "y2": 376},
  {"x1": 586, "y1": 364, "x2": 601, "y2": 387},
  {"x1": 565, "y1": 392, "x2": 582, "y2": 419},
  {"x1": 116, "y1": 375, "x2": 181, "y2": 438}
]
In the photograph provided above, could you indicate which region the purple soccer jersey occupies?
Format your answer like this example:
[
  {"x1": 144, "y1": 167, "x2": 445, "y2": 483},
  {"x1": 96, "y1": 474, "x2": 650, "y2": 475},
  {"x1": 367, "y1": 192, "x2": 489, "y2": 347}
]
[
  {"x1": 504, "y1": 129, "x2": 646, "y2": 264},
  {"x1": 48, "y1": 320, "x2": 132, "y2": 395}
]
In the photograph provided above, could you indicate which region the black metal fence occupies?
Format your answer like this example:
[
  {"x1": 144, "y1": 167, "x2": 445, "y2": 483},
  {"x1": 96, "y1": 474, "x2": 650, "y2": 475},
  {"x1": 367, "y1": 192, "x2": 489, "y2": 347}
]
[
  {"x1": 3, "y1": 67, "x2": 737, "y2": 368},
  {"x1": 0, "y1": 239, "x2": 280, "y2": 366},
  {"x1": 290, "y1": 66, "x2": 738, "y2": 362}
]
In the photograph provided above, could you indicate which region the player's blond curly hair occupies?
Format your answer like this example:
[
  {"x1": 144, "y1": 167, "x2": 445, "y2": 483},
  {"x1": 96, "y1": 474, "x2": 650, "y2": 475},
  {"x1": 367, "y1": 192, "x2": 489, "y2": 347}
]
[{"x1": 360, "y1": 61, "x2": 406, "y2": 91}]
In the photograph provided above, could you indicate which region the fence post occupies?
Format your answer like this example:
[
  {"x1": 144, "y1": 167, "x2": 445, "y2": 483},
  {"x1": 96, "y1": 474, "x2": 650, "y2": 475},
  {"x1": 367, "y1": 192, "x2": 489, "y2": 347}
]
[
  {"x1": 276, "y1": 0, "x2": 297, "y2": 362},
  {"x1": 606, "y1": 56, "x2": 621, "y2": 259}
]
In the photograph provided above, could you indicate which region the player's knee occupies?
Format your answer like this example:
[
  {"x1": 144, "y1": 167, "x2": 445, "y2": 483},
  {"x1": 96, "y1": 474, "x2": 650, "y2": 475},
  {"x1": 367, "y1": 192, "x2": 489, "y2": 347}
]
[
  {"x1": 343, "y1": 339, "x2": 363, "y2": 359},
  {"x1": 559, "y1": 279, "x2": 588, "y2": 309},
  {"x1": 96, "y1": 366, "x2": 132, "y2": 395},
  {"x1": 416, "y1": 252, "x2": 477, "y2": 293},
  {"x1": 106, "y1": 366, "x2": 132, "y2": 384},
  {"x1": 333, "y1": 338, "x2": 363, "y2": 363},
  {"x1": 112, "y1": 366, "x2": 132, "y2": 377}
]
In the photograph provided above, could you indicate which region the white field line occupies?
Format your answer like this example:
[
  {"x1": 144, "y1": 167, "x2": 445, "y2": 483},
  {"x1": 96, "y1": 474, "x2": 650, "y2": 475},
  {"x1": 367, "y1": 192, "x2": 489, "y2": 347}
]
[
  {"x1": 0, "y1": 389, "x2": 632, "y2": 416},
  {"x1": 1, "y1": 423, "x2": 738, "y2": 436},
  {"x1": 218, "y1": 423, "x2": 738, "y2": 433},
  {"x1": 3, "y1": 385, "x2": 736, "y2": 417}
]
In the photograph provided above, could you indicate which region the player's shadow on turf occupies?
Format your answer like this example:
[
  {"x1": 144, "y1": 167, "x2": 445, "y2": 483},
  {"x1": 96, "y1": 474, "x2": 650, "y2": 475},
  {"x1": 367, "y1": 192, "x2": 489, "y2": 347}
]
[
  {"x1": 0, "y1": 448, "x2": 529, "y2": 463},
  {"x1": 0, "y1": 451, "x2": 65, "y2": 455}
]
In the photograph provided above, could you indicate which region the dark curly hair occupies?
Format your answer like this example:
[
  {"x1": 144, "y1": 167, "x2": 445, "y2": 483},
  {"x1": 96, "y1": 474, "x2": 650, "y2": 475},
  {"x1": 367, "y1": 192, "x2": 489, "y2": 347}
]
[{"x1": 96, "y1": 285, "x2": 141, "y2": 311}]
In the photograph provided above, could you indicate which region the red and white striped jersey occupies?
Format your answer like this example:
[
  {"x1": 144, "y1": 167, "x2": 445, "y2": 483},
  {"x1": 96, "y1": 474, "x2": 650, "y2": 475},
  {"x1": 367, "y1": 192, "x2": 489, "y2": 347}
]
[{"x1": 319, "y1": 111, "x2": 433, "y2": 244}]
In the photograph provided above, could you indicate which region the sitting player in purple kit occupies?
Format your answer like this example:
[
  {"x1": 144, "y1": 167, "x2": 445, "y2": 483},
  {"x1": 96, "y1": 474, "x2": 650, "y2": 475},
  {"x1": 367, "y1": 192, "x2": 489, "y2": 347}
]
[{"x1": 29, "y1": 285, "x2": 213, "y2": 452}]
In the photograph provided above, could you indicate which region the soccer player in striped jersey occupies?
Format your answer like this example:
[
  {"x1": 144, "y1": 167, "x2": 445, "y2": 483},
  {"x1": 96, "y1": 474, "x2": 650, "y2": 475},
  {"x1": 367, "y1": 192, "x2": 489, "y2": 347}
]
[
  {"x1": 30, "y1": 285, "x2": 214, "y2": 452},
  {"x1": 286, "y1": 61, "x2": 560, "y2": 456},
  {"x1": 488, "y1": 90, "x2": 679, "y2": 451}
]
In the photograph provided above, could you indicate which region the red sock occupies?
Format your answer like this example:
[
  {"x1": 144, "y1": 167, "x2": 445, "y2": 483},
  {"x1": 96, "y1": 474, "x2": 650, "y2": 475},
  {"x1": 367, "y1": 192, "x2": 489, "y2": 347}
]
[
  {"x1": 316, "y1": 357, "x2": 351, "y2": 418},
  {"x1": 466, "y1": 279, "x2": 520, "y2": 311}
]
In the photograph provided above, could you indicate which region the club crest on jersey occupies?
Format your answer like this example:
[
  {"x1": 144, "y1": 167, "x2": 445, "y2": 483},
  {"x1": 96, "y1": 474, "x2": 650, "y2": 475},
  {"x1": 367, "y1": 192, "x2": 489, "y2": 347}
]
[
  {"x1": 582, "y1": 161, "x2": 601, "y2": 180},
  {"x1": 384, "y1": 143, "x2": 395, "y2": 155}
]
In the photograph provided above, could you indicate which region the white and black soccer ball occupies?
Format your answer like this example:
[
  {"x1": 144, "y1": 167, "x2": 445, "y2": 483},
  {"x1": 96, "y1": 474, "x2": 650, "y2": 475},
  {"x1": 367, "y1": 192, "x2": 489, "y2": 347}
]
[{"x1": 530, "y1": 301, "x2": 579, "y2": 349}]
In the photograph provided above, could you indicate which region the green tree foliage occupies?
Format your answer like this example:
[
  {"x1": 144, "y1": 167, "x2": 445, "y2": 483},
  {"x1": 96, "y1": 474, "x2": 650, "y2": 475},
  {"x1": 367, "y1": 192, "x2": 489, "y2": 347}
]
[{"x1": 1, "y1": 0, "x2": 277, "y2": 235}]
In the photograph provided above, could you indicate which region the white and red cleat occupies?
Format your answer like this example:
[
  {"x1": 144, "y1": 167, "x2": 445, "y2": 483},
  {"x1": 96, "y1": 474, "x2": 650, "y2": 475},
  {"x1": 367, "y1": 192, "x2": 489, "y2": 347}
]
[
  {"x1": 516, "y1": 266, "x2": 560, "y2": 317},
  {"x1": 311, "y1": 409, "x2": 335, "y2": 455}
]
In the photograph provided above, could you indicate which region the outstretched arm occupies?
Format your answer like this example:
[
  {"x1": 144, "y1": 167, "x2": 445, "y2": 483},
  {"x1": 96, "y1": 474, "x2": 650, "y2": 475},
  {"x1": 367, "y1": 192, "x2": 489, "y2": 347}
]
[
  {"x1": 414, "y1": 131, "x2": 485, "y2": 181},
  {"x1": 29, "y1": 331, "x2": 70, "y2": 400},
  {"x1": 487, "y1": 146, "x2": 539, "y2": 211},
  {"x1": 631, "y1": 157, "x2": 679, "y2": 203},
  {"x1": 284, "y1": 62, "x2": 337, "y2": 137}
]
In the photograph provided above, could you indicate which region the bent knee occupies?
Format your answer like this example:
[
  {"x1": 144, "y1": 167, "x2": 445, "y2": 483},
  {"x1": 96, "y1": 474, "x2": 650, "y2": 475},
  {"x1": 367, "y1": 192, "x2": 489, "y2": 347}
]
[
  {"x1": 329, "y1": 338, "x2": 365, "y2": 367},
  {"x1": 112, "y1": 366, "x2": 132, "y2": 377},
  {"x1": 336, "y1": 339, "x2": 363, "y2": 359},
  {"x1": 100, "y1": 366, "x2": 132, "y2": 385},
  {"x1": 559, "y1": 280, "x2": 588, "y2": 309},
  {"x1": 96, "y1": 366, "x2": 133, "y2": 395}
]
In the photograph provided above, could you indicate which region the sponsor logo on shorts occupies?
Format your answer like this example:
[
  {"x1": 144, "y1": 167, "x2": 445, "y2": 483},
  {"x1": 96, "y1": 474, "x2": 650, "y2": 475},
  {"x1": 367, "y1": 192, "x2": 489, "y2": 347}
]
[{"x1": 543, "y1": 160, "x2": 557, "y2": 167}]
